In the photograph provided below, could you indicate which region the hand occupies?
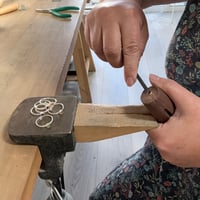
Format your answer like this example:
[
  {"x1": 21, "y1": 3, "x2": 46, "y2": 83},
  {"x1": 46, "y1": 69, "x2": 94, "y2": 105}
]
[
  {"x1": 147, "y1": 74, "x2": 200, "y2": 167},
  {"x1": 84, "y1": 0, "x2": 148, "y2": 86}
]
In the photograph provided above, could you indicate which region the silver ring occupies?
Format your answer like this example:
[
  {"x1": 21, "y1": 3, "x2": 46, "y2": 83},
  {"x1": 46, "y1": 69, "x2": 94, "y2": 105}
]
[
  {"x1": 30, "y1": 98, "x2": 64, "y2": 128},
  {"x1": 31, "y1": 98, "x2": 58, "y2": 115},
  {"x1": 39, "y1": 97, "x2": 57, "y2": 105},
  {"x1": 34, "y1": 102, "x2": 49, "y2": 111},
  {"x1": 35, "y1": 114, "x2": 53, "y2": 128},
  {"x1": 48, "y1": 103, "x2": 64, "y2": 115},
  {"x1": 30, "y1": 106, "x2": 46, "y2": 116}
]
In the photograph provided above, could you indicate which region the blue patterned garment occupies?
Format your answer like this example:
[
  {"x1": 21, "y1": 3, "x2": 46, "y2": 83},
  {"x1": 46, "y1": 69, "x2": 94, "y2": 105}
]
[{"x1": 89, "y1": 0, "x2": 200, "y2": 199}]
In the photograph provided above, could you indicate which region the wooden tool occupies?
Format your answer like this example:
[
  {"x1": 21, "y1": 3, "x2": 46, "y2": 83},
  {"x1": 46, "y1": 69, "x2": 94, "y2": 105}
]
[
  {"x1": 137, "y1": 74, "x2": 175, "y2": 123},
  {"x1": 0, "y1": 2, "x2": 19, "y2": 15},
  {"x1": 74, "y1": 103, "x2": 158, "y2": 142}
]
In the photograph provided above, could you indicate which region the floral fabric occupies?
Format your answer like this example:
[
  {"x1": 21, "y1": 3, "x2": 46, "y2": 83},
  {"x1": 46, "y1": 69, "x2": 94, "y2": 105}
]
[
  {"x1": 89, "y1": 0, "x2": 200, "y2": 199},
  {"x1": 166, "y1": 0, "x2": 200, "y2": 95},
  {"x1": 90, "y1": 139, "x2": 200, "y2": 200}
]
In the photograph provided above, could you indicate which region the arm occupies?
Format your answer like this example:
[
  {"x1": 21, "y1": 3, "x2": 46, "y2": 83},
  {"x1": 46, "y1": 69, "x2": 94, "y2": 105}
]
[{"x1": 84, "y1": 0, "x2": 186, "y2": 86}]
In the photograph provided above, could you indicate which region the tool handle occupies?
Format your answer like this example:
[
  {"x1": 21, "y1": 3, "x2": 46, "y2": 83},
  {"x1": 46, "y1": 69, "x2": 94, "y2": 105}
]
[
  {"x1": 53, "y1": 6, "x2": 79, "y2": 12},
  {"x1": 0, "y1": 2, "x2": 18, "y2": 15},
  {"x1": 141, "y1": 86, "x2": 175, "y2": 123},
  {"x1": 50, "y1": 9, "x2": 72, "y2": 18}
]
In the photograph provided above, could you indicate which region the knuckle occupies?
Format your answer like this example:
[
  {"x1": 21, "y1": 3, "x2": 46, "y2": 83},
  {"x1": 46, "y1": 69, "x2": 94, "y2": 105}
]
[
  {"x1": 123, "y1": 42, "x2": 141, "y2": 56},
  {"x1": 95, "y1": 7, "x2": 112, "y2": 19},
  {"x1": 92, "y1": 41, "x2": 100, "y2": 52},
  {"x1": 103, "y1": 46, "x2": 119, "y2": 58},
  {"x1": 163, "y1": 79, "x2": 176, "y2": 92},
  {"x1": 166, "y1": 79, "x2": 175, "y2": 88},
  {"x1": 94, "y1": 50, "x2": 106, "y2": 61}
]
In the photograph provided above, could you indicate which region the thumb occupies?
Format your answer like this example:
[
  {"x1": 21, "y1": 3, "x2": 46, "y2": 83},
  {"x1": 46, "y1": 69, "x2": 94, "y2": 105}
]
[{"x1": 149, "y1": 74, "x2": 195, "y2": 107}]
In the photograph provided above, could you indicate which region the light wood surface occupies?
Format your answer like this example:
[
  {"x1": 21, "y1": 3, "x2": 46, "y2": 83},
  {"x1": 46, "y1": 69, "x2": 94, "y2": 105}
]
[
  {"x1": 74, "y1": 103, "x2": 158, "y2": 142},
  {"x1": 0, "y1": 0, "x2": 86, "y2": 199},
  {"x1": 73, "y1": 22, "x2": 96, "y2": 103}
]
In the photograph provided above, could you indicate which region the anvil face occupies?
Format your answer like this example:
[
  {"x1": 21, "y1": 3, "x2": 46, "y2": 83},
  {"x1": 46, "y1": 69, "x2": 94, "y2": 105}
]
[{"x1": 8, "y1": 95, "x2": 78, "y2": 151}]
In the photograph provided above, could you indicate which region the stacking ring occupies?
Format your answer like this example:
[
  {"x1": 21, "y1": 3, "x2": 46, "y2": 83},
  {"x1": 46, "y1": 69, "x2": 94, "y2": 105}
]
[
  {"x1": 34, "y1": 102, "x2": 49, "y2": 111},
  {"x1": 30, "y1": 97, "x2": 64, "y2": 128},
  {"x1": 35, "y1": 114, "x2": 53, "y2": 128},
  {"x1": 39, "y1": 97, "x2": 57, "y2": 105},
  {"x1": 30, "y1": 106, "x2": 46, "y2": 116},
  {"x1": 48, "y1": 103, "x2": 64, "y2": 115}
]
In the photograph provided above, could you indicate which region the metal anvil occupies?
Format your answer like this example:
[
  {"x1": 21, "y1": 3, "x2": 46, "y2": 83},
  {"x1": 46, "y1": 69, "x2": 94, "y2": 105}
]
[{"x1": 8, "y1": 95, "x2": 158, "y2": 181}]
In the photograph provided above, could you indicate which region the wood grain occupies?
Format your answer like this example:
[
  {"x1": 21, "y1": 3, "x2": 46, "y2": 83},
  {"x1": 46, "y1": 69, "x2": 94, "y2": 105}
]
[
  {"x1": 74, "y1": 103, "x2": 158, "y2": 142},
  {"x1": 0, "y1": 0, "x2": 86, "y2": 199},
  {"x1": 73, "y1": 22, "x2": 96, "y2": 103}
]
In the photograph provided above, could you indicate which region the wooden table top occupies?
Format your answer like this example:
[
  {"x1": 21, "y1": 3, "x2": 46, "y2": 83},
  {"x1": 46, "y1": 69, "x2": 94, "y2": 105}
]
[{"x1": 0, "y1": 0, "x2": 86, "y2": 199}]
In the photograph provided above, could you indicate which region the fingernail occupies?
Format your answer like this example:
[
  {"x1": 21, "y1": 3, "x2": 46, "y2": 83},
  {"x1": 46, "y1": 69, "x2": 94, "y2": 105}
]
[
  {"x1": 150, "y1": 74, "x2": 160, "y2": 82},
  {"x1": 126, "y1": 77, "x2": 134, "y2": 86}
]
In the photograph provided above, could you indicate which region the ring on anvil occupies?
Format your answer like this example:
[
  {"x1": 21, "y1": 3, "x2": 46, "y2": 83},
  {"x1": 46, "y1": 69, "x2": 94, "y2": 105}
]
[
  {"x1": 34, "y1": 102, "x2": 49, "y2": 111},
  {"x1": 39, "y1": 97, "x2": 57, "y2": 105},
  {"x1": 34, "y1": 98, "x2": 57, "y2": 110},
  {"x1": 30, "y1": 98, "x2": 58, "y2": 115},
  {"x1": 30, "y1": 106, "x2": 47, "y2": 116},
  {"x1": 48, "y1": 103, "x2": 64, "y2": 115},
  {"x1": 35, "y1": 114, "x2": 53, "y2": 128}
]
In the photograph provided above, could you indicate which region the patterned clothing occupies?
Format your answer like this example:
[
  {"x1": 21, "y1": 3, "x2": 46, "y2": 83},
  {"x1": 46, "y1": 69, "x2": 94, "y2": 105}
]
[
  {"x1": 166, "y1": 0, "x2": 200, "y2": 95},
  {"x1": 90, "y1": 139, "x2": 200, "y2": 200},
  {"x1": 89, "y1": 0, "x2": 200, "y2": 199}
]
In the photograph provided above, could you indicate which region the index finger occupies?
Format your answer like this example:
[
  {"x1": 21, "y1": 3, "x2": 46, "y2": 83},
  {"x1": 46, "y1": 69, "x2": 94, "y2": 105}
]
[{"x1": 121, "y1": 22, "x2": 143, "y2": 86}]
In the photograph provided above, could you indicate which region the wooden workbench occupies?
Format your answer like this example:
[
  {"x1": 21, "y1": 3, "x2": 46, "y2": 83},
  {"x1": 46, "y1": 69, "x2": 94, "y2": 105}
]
[{"x1": 0, "y1": 0, "x2": 87, "y2": 199}]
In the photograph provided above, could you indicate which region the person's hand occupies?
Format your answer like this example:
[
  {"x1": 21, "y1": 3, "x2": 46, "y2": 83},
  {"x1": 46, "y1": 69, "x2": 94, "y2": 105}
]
[
  {"x1": 147, "y1": 74, "x2": 200, "y2": 168},
  {"x1": 84, "y1": 0, "x2": 148, "y2": 86}
]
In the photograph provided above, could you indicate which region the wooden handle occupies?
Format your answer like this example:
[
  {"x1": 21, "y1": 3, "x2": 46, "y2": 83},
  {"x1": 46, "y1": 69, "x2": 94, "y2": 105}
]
[
  {"x1": 0, "y1": 2, "x2": 19, "y2": 15},
  {"x1": 141, "y1": 86, "x2": 175, "y2": 123},
  {"x1": 74, "y1": 103, "x2": 158, "y2": 142}
]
